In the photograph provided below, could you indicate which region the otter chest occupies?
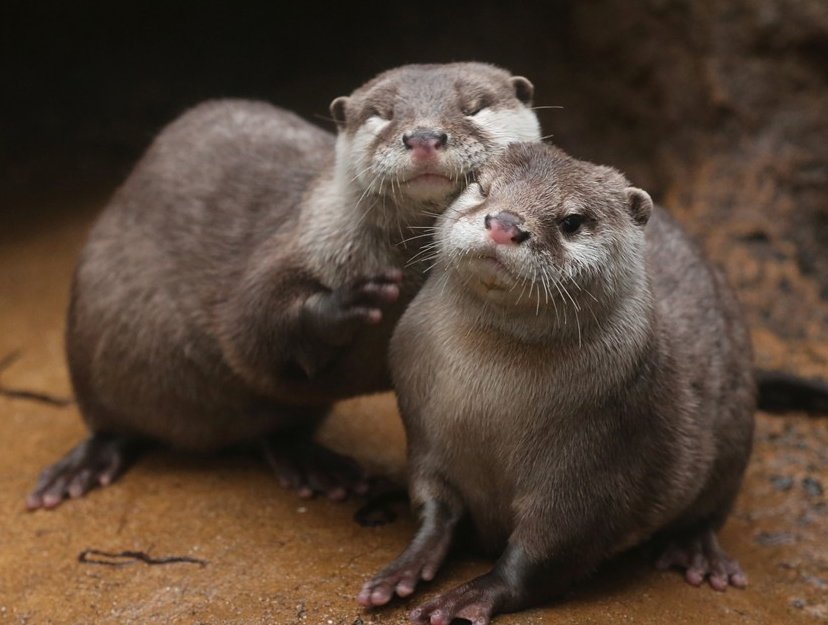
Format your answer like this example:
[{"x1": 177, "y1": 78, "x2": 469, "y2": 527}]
[{"x1": 419, "y1": 326, "x2": 572, "y2": 544}]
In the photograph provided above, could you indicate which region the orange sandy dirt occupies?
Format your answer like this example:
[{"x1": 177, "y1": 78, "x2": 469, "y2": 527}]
[{"x1": 1, "y1": 197, "x2": 826, "y2": 624}]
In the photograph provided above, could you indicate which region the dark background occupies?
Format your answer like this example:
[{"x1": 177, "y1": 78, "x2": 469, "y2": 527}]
[
  {"x1": 2, "y1": 0, "x2": 827, "y2": 374},
  {"x1": 2, "y1": 1, "x2": 572, "y2": 197}
]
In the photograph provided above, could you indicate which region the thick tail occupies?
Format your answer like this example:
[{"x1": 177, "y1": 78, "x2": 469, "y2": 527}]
[{"x1": 756, "y1": 370, "x2": 828, "y2": 414}]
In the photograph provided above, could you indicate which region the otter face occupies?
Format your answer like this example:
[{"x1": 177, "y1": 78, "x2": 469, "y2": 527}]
[
  {"x1": 330, "y1": 63, "x2": 541, "y2": 209},
  {"x1": 437, "y1": 143, "x2": 652, "y2": 313}
]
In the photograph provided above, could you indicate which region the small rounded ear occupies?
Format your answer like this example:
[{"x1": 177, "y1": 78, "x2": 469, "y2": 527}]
[
  {"x1": 625, "y1": 187, "x2": 653, "y2": 226},
  {"x1": 510, "y1": 76, "x2": 534, "y2": 105},
  {"x1": 329, "y1": 96, "x2": 349, "y2": 126}
]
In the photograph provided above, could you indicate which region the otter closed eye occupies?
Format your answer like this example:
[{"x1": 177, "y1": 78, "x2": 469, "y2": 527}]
[
  {"x1": 463, "y1": 101, "x2": 491, "y2": 116},
  {"x1": 368, "y1": 107, "x2": 391, "y2": 120}
]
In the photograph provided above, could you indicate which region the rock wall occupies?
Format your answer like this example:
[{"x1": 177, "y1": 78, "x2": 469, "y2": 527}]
[
  {"x1": 537, "y1": 0, "x2": 828, "y2": 377},
  {"x1": 3, "y1": 0, "x2": 826, "y2": 376}
]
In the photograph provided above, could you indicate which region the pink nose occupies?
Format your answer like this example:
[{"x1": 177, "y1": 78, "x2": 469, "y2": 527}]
[
  {"x1": 485, "y1": 212, "x2": 530, "y2": 245},
  {"x1": 403, "y1": 130, "x2": 448, "y2": 160}
]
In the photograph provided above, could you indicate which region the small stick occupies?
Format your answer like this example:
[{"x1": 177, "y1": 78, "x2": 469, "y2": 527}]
[
  {"x1": 78, "y1": 549, "x2": 208, "y2": 568},
  {"x1": 0, "y1": 388, "x2": 74, "y2": 407},
  {"x1": 0, "y1": 350, "x2": 22, "y2": 373},
  {"x1": 0, "y1": 349, "x2": 74, "y2": 407}
]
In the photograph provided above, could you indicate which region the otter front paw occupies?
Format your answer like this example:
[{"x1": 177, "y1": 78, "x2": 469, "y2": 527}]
[
  {"x1": 26, "y1": 434, "x2": 143, "y2": 510},
  {"x1": 656, "y1": 528, "x2": 747, "y2": 591},
  {"x1": 332, "y1": 268, "x2": 403, "y2": 326},
  {"x1": 262, "y1": 435, "x2": 369, "y2": 501},
  {"x1": 409, "y1": 574, "x2": 508, "y2": 625},
  {"x1": 358, "y1": 549, "x2": 443, "y2": 607},
  {"x1": 296, "y1": 269, "x2": 403, "y2": 377},
  {"x1": 358, "y1": 497, "x2": 459, "y2": 608},
  {"x1": 304, "y1": 269, "x2": 403, "y2": 340}
]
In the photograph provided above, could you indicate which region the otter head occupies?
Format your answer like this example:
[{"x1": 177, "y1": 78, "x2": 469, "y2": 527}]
[
  {"x1": 437, "y1": 143, "x2": 653, "y2": 330},
  {"x1": 329, "y1": 63, "x2": 540, "y2": 215}
]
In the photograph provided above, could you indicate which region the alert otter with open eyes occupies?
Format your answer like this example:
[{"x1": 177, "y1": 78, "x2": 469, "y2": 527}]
[
  {"x1": 27, "y1": 63, "x2": 541, "y2": 509},
  {"x1": 359, "y1": 143, "x2": 754, "y2": 624}
]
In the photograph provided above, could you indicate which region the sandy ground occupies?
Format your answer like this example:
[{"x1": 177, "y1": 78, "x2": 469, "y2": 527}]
[{"x1": 0, "y1": 193, "x2": 826, "y2": 624}]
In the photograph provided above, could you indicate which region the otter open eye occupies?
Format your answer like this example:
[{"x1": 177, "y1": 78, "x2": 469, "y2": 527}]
[{"x1": 559, "y1": 214, "x2": 586, "y2": 235}]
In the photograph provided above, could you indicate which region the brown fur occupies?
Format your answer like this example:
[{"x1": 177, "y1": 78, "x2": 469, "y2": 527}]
[
  {"x1": 361, "y1": 143, "x2": 755, "y2": 622},
  {"x1": 29, "y1": 64, "x2": 542, "y2": 509}
]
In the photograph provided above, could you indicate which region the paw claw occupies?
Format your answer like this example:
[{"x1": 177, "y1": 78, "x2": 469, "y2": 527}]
[
  {"x1": 409, "y1": 575, "x2": 500, "y2": 625},
  {"x1": 373, "y1": 587, "x2": 393, "y2": 605},
  {"x1": 43, "y1": 494, "x2": 62, "y2": 508},
  {"x1": 396, "y1": 581, "x2": 415, "y2": 597},
  {"x1": 730, "y1": 572, "x2": 748, "y2": 588},
  {"x1": 327, "y1": 487, "x2": 348, "y2": 501},
  {"x1": 263, "y1": 438, "x2": 368, "y2": 501},
  {"x1": 658, "y1": 529, "x2": 747, "y2": 590},
  {"x1": 334, "y1": 269, "x2": 404, "y2": 324},
  {"x1": 357, "y1": 583, "x2": 383, "y2": 607},
  {"x1": 385, "y1": 268, "x2": 404, "y2": 283},
  {"x1": 362, "y1": 282, "x2": 400, "y2": 303}
]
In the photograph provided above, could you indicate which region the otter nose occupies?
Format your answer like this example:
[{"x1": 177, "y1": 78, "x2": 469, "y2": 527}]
[
  {"x1": 485, "y1": 211, "x2": 531, "y2": 245},
  {"x1": 402, "y1": 129, "x2": 448, "y2": 159}
]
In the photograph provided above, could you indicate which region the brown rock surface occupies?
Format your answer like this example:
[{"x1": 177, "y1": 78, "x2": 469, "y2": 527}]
[
  {"x1": 534, "y1": 0, "x2": 828, "y2": 378},
  {"x1": 1, "y1": 1, "x2": 827, "y2": 623},
  {"x1": 0, "y1": 191, "x2": 825, "y2": 624}
]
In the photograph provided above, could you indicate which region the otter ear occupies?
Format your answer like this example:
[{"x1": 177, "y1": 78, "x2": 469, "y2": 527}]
[
  {"x1": 510, "y1": 76, "x2": 534, "y2": 105},
  {"x1": 625, "y1": 187, "x2": 653, "y2": 226},
  {"x1": 329, "y1": 96, "x2": 349, "y2": 127}
]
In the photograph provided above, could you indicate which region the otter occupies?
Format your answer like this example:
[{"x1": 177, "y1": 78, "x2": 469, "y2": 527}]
[
  {"x1": 26, "y1": 63, "x2": 542, "y2": 510},
  {"x1": 359, "y1": 143, "x2": 754, "y2": 624}
]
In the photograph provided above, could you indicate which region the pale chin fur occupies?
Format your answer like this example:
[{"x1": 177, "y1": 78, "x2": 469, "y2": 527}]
[
  {"x1": 334, "y1": 117, "x2": 461, "y2": 207},
  {"x1": 437, "y1": 186, "x2": 534, "y2": 306},
  {"x1": 468, "y1": 106, "x2": 541, "y2": 147},
  {"x1": 438, "y1": 185, "x2": 647, "y2": 326},
  {"x1": 337, "y1": 104, "x2": 542, "y2": 207},
  {"x1": 334, "y1": 119, "x2": 383, "y2": 191}
]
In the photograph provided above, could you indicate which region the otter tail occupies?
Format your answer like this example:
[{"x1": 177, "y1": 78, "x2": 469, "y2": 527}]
[{"x1": 756, "y1": 370, "x2": 828, "y2": 414}]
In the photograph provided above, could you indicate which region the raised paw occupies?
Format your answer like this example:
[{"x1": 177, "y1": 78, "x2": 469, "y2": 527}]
[
  {"x1": 409, "y1": 576, "x2": 503, "y2": 625},
  {"x1": 334, "y1": 268, "x2": 403, "y2": 325},
  {"x1": 26, "y1": 433, "x2": 139, "y2": 510},
  {"x1": 262, "y1": 436, "x2": 369, "y2": 501},
  {"x1": 299, "y1": 269, "x2": 403, "y2": 362},
  {"x1": 656, "y1": 528, "x2": 747, "y2": 591}
]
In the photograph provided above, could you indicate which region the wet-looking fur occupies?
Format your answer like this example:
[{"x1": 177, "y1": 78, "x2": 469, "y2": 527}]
[
  {"x1": 360, "y1": 143, "x2": 755, "y2": 624},
  {"x1": 26, "y1": 63, "x2": 541, "y2": 509}
]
